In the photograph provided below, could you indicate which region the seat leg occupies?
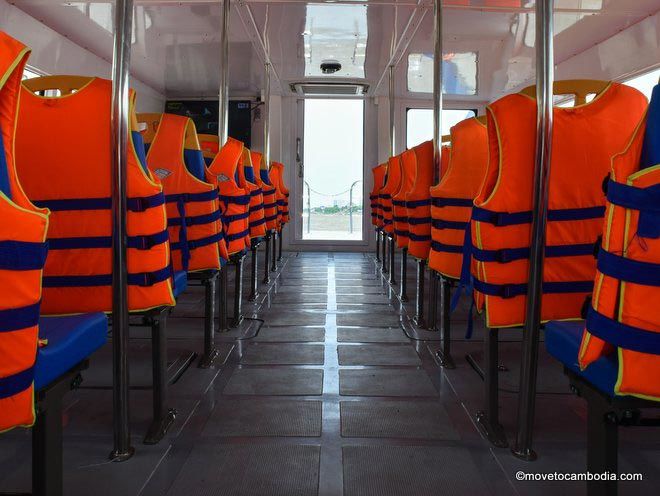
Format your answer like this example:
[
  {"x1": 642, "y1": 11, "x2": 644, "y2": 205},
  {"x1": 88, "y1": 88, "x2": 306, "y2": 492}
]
[
  {"x1": 412, "y1": 258, "x2": 427, "y2": 328},
  {"x1": 271, "y1": 231, "x2": 278, "y2": 272},
  {"x1": 218, "y1": 266, "x2": 229, "y2": 332},
  {"x1": 263, "y1": 232, "x2": 271, "y2": 284},
  {"x1": 144, "y1": 307, "x2": 176, "y2": 444},
  {"x1": 375, "y1": 229, "x2": 381, "y2": 262},
  {"x1": 248, "y1": 244, "x2": 259, "y2": 302},
  {"x1": 587, "y1": 395, "x2": 619, "y2": 496},
  {"x1": 476, "y1": 327, "x2": 508, "y2": 448},
  {"x1": 399, "y1": 247, "x2": 408, "y2": 302},
  {"x1": 436, "y1": 276, "x2": 455, "y2": 368},
  {"x1": 277, "y1": 228, "x2": 283, "y2": 261},
  {"x1": 199, "y1": 272, "x2": 219, "y2": 368},
  {"x1": 381, "y1": 231, "x2": 388, "y2": 274},
  {"x1": 232, "y1": 257, "x2": 244, "y2": 328},
  {"x1": 388, "y1": 236, "x2": 397, "y2": 285},
  {"x1": 32, "y1": 394, "x2": 63, "y2": 496},
  {"x1": 428, "y1": 270, "x2": 438, "y2": 330}
]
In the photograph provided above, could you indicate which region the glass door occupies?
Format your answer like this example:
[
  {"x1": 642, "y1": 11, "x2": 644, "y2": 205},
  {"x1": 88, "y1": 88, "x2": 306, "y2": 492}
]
[{"x1": 297, "y1": 98, "x2": 365, "y2": 242}]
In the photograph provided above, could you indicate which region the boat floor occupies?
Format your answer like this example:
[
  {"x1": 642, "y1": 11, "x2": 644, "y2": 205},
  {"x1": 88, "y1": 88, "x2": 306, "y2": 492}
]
[{"x1": 1, "y1": 251, "x2": 659, "y2": 495}]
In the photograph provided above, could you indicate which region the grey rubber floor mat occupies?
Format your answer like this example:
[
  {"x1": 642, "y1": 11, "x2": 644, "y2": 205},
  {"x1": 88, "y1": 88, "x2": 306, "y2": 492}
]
[
  {"x1": 337, "y1": 344, "x2": 420, "y2": 366},
  {"x1": 340, "y1": 400, "x2": 459, "y2": 439},
  {"x1": 224, "y1": 368, "x2": 324, "y2": 395},
  {"x1": 241, "y1": 343, "x2": 325, "y2": 365},
  {"x1": 336, "y1": 294, "x2": 390, "y2": 305},
  {"x1": 166, "y1": 444, "x2": 320, "y2": 496},
  {"x1": 335, "y1": 286, "x2": 387, "y2": 295},
  {"x1": 337, "y1": 327, "x2": 408, "y2": 343},
  {"x1": 254, "y1": 326, "x2": 326, "y2": 342},
  {"x1": 202, "y1": 399, "x2": 322, "y2": 437},
  {"x1": 336, "y1": 313, "x2": 400, "y2": 328},
  {"x1": 339, "y1": 369, "x2": 437, "y2": 397},
  {"x1": 269, "y1": 293, "x2": 328, "y2": 304},
  {"x1": 259, "y1": 310, "x2": 327, "y2": 326},
  {"x1": 342, "y1": 445, "x2": 488, "y2": 496}
]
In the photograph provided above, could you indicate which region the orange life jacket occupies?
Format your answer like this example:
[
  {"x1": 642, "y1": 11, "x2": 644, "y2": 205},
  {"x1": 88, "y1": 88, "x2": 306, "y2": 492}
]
[
  {"x1": 370, "y1": 164, "x2": 387, "y2": 227},
  {"x1": 254, "y1": 153, "x2": 279, "y2": 231},
  {"x1": 471, "y1": 82, "x2": 647, "y2": 328},
  {"x1": 0, "y1": 34, "x2": 49, "y2": 433},
  {"x1": 237, "y1": 148, "x2": 267, "y2": 240},
  {"x1": 440, "y1": 144, "x2": 451, "y2": 178},
  {"x1": 579, "y1": 86, "x2": 660, "y2": 400},
  {"x1": 16, "y1": 76, "x2": 175, "y2": 314},
  {"x1": 406, "y1": 140, "x2": 435, "y2": 259},
  {"x1": 206, "y1": 137, "x2": 251, "y2": 255},
  {"x1": 198, "y1": 134, "x2": 219, "y2": 166},
  {"x1": 429, "y1": 117, "x2": 488, "y2": 279},
  {"x1": 380, "y1": 155, "x2": 402, "y2": 235},
  {"x1": 140, "y1": 113, "x2": 224, "y2": 271},
  {"x1": 393, "y1": 150, "x2": 417, "y2": 249},
  {"x1": 270, "y1": 162, "x2": 290, "y2": 225}
]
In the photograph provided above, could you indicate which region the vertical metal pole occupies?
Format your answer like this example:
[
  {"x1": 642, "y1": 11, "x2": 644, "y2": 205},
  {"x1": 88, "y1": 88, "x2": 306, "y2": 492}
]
[
  {"x1": 305, "y1": 181, "x2": 311, "y2": 234},
  {"x1": 271, "y1": 230, "x2": 277, "y2": 272},
  {"x1": 432, "y1": 0, "x2": 444, "y2": 182},
  {"x1": 263, "y1": 232, "x2": 271, "y2": 284},
  {"x1": 388, "y1": 65, "x2": 396, "y2": 157},
  {"x1": 428, "y1": 270, "x2": 438, "y2": 330},
  {"x1": 513, "y1": 0, "x2": 555, "y2": 461},
  {"x1": 263, "y1": 62, "x2": 271, "y2": 170},
  {"x1": 382, "y1": 231, "x2": 388, "y2": 274},
  {"x1": 248, "y1": 245, "x2": 259, "y2": 301},
  {"x1": 110, "y1": 0, "x2": 134, "y2": 462},
  {"x1": 400, "y1": 247, "x2": 408, "y2": 301},
  {"x1": 349, "y1": 183, "x2": 354, "y2": 234},
  {"x1": 389, "y1": 236, "x2": 396, "y2": 285},
  {"x1": 375, "y1": 229, "x2": 381, "y2": 262},
  {"x1": 413, "y1": 259, "x2": 426, "y2": 328},
  {"x1": 436, "y1": 276, "x2": 455, "y2": 368},
  {"x1": 218, "y1": 0, "x2": 230, "y2": 145}
]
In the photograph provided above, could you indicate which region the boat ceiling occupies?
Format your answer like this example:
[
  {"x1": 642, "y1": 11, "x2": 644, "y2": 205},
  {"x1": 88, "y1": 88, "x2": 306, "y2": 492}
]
[{"x1": 12, "y1": 0, "x2": 660, "y2": 102}]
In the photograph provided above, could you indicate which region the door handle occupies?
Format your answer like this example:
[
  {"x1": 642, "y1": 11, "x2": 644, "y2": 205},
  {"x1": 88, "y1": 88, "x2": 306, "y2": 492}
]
[{"x1": 296, "y1": 137, "x2": 303, "y2": 177}]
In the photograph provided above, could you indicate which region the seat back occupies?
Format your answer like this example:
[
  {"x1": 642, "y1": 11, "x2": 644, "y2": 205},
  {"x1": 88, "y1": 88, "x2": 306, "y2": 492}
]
[
  {"x1": 237, "y1": 148, "x2": 266, "y2": 240},
  {"x1": 471, "y1": 80, "x2": 647, "y2": 328},
  {"x1": 17, "y1": 76, "x2": 175, "y2": 314},
  {"x1": 429, "y1": 117, "x2": 488, "y2": 279},
  {"x1": 0, "y1": 33, "x2": 49, "y2": 433},
  {"x1": 206, "y1": 137, "x2": 251, "y2": 255},
  {"x1": 406, "y1": 140, "x2": 434, "y2": 259},
  {"x1": 138, "y1": 113, "x2": 224, "y2": 271},
  {"x1": 392, "y1": 150, "x2": 417, "y2": 249},
  {"x1": 370, "y1": 164, "x2": 387, "y2": 227},
  {"x1": 579, "y1": 83, "x2": 660, "y2": 400}
]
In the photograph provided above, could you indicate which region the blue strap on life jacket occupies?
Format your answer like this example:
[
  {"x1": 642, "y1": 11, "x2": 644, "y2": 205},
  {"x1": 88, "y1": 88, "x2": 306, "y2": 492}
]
[
  {"x1": 432, "y1": 219, "x2": 469, "y2": 230},
  {"x1": 407, "y1": 233, "x2": 431, "y2": 241},
  {"x1": 394, "y1": 229, "x2": 409, "y2": 237},
  {"x1": 219, "y1": 194, "x2": 251, "y2": 206},
  {"x1": 225, "y1": 228, "x2": 250, "y2": 242},
  {"x1": 167, "y1": 209, "x2": 222, "y2": 227},
  {"x1": 174, "y1": 197, "x2": 191, "y2": 271},
  {"x1": 473, "y1": 279, "x2": 594, "y2": 299},
  {"x1": 431, "y1": 241, "x2": 463, "y2": 254},
  {"x1": 0, "y1": 241, "x2": 48, "y2": 271},
  {"x1": 250, "y1": 188, "x2": 263, "y2": 197},
  {"x1": 597, "y1": 249, "x2": 660, "y2": 287},
  {"x1": 453, "y1": 220, "x2": 476, "y2": 338},
  {"x1": 48, "y1": 231, "x2": 169, "y2": 251},
  {"x1": 42, "y1": 266, "x2": 172, "y2": 288},
  {"x1": 392, "y1": 199, "x2": 406, "y2": 207},
  {"x1": 472, "y1": 205, "x2": 605, "y2": 226},
  {"x1": 586, "y1": 307, "x2": 660, "y2": 355},
  {"x1": 406, "y1": 198, "x2": 432, "y2": 208},
  {"x1": 431, "y1": 197, "x2": 473, "y2": 208},
  {"x1": 223, "y1": 211, "x2": 250, "y2": 223},
  {"x1": 264, "y1": 213, "x2": 278, "y2": 222},
  {"x1": 641, "y1": 84, "x2": 660, "y2": 170},
  {"x1": 471, "y1": 243, "x2": 595, "y2": 263},
  {"x1": 408, "y1": 217, "x2": 432, "y2": 225},
  {"x1": 33, "y1": 193, "x2": 166, "y2": 212},
  {"x1": 393, "y1": 216, "x2": 408, "y2": 223},
  {"x1": 249, "y1": 204, "x2": 264, "y2": 213},
  {"x1": 249, "y1": 218, "x2": 266, "y2": 228},
  {"x1": 606, "y1": 180, "x2": 660, "y2": 239},
  {"x1": 175, "y1": 231, "x2": 225, "y2": 251},
  {"x1": 0, "y1": 366, "x2": 34, "y2": 400},
  {"x1": 0, "y1": 301, "x2": 41, "y2": 333},
  {"x1": 165, "y1": 190, "x2": 219, "y2": 203}
]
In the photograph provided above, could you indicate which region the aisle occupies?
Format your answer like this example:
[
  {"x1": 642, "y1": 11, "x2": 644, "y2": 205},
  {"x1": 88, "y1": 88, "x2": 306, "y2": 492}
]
[{"x1": 150, "y1": 252, "x2": 501, "y2": 496}]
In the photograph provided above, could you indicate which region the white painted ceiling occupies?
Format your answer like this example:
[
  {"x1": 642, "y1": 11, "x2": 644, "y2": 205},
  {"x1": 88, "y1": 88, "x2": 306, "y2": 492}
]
[{"x1": 10, "y1": 0, "x2": 660, "y2": 102}]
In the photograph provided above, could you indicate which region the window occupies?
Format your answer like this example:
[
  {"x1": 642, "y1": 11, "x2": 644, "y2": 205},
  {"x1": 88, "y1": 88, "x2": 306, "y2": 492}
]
[
  {"x1": 624, "y1": 68, "x2": 660, "y2": 100},
  {"x1": 407, "y1": 52, "x2": 478, "y2": 95},
  {"x1": 406, "y1": 108, "x2": 476, "y2": 149},
  {"x1": 22, "y1": 67, "x2": 42, "y2": 80}
]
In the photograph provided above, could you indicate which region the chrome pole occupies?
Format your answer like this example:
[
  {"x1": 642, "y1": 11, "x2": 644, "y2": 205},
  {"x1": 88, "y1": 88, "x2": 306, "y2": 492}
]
[
  {"x1": 110, "y1": 0, "x2": 134, "y2": 462},
  {"x1": 432, "y1": 0, "x2": 443, "y2": 182},
  {"x1": 388, "y1": 65, "x2": 396, "y2": 157},
  {"x1": 513, "y1": 0, "x2": 555, "y2": 461},
  {"x1": 263, "y1": 62, "x2": 271, "y2": 169},
  {"x1": 218, "y1": 0, "x2": 230, "y2": 144}
]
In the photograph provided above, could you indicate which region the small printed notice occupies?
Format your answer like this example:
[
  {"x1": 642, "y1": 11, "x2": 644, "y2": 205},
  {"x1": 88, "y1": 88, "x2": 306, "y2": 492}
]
[{"x1": 154, "y1": 168, "x2": 172, "y2": 179}]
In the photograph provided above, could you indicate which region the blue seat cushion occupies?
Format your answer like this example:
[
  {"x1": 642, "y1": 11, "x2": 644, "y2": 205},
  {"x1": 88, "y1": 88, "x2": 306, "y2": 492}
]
[
  {"x1": 173, "y1": 270, "x2": 188, "y2": 298},
  {"x1": 545, "y1": 320, "x2": 618, "y2": 396},
  {"x1": 35, "y1": 313, "x2": 108, "y2": 390}
]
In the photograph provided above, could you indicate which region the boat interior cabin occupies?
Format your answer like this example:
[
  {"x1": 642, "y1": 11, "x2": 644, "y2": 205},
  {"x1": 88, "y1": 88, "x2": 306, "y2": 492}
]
[{"x1": 1, "y1": 1, "x2": 660, "y2": 495}]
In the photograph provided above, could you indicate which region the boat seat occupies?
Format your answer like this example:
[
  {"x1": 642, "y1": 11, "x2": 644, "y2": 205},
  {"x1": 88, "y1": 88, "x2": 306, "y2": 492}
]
[
  {"x1": 545, "y1": 320, "x2": 617, "y2": 396},
  {"x1": 34, "y1": 313, "x2": 108, "y2": 391},
  {"x1": 172, "y1": 270, "x2": 188, "y2": 298}
]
